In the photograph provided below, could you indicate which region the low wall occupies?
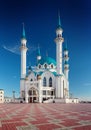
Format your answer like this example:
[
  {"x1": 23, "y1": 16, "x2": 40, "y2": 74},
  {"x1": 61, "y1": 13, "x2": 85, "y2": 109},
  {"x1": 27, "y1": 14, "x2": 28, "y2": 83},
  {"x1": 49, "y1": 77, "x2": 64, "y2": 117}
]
[{"x1": 43, "y1": 98, "x2": 79, "y2": 103}]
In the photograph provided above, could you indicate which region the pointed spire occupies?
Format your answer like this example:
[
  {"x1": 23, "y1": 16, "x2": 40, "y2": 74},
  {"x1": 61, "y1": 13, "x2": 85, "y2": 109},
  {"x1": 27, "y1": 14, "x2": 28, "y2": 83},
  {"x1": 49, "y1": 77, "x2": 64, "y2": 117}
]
[
  {"x1": 46, "y1": 50, "x2": 48, "y2": 57},
  {"x1": 37, "y1": 45, "x2": 41, "y2": 56},
  {"x1": 65, "y1": 42, "x2": 68, "y2": 50},
  {"x1": 58, "y1": 10, "x2": 61, "y2": 27},
  {"x1": 22, "y1": 23, "x2": 26, "y2": 39},
  {"x1": 64, "y1": 39, "x2": 68, "y2": 51},
  {"x1": 37, "y1": 45, "x2": 41, "y2": 61}
]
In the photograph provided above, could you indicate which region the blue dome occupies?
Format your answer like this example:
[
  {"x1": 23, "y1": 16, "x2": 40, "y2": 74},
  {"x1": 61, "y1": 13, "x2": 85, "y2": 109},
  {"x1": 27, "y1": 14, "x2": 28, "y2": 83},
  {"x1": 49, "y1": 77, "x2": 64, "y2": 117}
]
[{"x1": 37, "y1": 57, "x2": 56, "y2": 66}]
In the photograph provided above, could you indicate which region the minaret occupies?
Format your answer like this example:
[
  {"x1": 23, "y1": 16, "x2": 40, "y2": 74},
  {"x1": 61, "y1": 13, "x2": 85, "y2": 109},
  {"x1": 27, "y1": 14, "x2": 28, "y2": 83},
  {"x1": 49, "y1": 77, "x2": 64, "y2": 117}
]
[
  {"x1": 55, "y1": 13, "x2": 64, "y2": 74},
  {"x1": 20, "y1": 23, "x2": 28, "y2": 79},
  {"x1": 64, "y1": 44, "x2": 69, "y2": 80},
  {"x1": 55, "y1": 12, "x2": 64, "y2": 99},
  {"x1": 37, "y1": 46, "x2": 41, "y2": 61}
]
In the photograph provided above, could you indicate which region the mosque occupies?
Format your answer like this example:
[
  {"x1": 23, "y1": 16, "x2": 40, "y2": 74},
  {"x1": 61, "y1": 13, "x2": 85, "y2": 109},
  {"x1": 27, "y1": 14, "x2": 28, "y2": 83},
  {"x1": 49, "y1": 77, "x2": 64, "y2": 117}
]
[{"x1": 20, "y1": 15, "x2": 78, "y2": 103}]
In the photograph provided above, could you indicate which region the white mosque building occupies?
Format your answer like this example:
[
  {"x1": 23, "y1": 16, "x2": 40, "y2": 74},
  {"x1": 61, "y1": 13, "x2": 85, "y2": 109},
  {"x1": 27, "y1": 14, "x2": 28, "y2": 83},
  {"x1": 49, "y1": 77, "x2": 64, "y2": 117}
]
[{"x1": 20, "y1": 15, "x2": 78, "y2": 103}]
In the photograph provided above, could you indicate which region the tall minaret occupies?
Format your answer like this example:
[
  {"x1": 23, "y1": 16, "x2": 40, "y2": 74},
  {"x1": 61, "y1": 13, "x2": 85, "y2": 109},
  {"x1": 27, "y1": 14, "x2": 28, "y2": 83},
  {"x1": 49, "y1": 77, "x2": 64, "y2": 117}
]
[
  {"x1": 64, "y1": 44, "x2": 69, "y2": 80},
  {"x1": 55, "y1": 13, "x2": 64, "y2": 99},
  {"x1": 20, "y1": 23, "x2": 28, "y2": 79},
  {"x1": 55, "y1": 13, "x2": 64, "y2": 74}
]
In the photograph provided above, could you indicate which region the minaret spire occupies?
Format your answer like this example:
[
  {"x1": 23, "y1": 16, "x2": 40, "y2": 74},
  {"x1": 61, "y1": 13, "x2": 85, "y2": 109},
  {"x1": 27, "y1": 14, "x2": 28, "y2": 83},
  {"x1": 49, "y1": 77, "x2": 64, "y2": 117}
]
[
  {"x1": 64, "y1": 39, "x2": 68, "y2": 51},
  {"x1": 38, "y1": 45, "x2": 41, "y2": 56},
  {"x1": 58, "y1": 10, "x2": 61, "y2": 27},
  {"x1": 22, "y1": 23, "x2": 26, "y2": 39},
  {"x1": 20, "y1": 23, "x2": 28, "y2": 78},
  {"x1": 37, "y1": 45, "x2": 41, "y2": 61}
]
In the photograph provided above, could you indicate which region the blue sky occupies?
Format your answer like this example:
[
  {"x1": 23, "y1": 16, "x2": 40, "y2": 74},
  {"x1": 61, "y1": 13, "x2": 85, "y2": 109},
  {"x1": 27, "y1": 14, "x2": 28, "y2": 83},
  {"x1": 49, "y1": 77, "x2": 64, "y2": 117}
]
[{"x1": 0, "y1": 0, "x2": 91, "y2": 100}]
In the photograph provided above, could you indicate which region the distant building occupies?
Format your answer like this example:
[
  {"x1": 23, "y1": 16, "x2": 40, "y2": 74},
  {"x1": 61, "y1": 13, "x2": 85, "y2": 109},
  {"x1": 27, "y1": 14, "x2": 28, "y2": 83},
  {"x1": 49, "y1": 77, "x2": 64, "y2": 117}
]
[
  {"x1": 4, "y1": 97, "x2": 12, "y2": 103},
  {"x1": 20, "y1": 14, "x2": 78, "y2": 103},
  {"x1": 0, "y1": 89, "x2": 4, "y2": 103}
]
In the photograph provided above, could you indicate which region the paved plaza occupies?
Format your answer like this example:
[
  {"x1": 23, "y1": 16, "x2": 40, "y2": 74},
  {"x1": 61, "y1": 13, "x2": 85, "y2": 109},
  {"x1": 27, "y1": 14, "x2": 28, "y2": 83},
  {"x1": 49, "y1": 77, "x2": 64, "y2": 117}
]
[{"x1": 0, "y1": 103, "x2": 91, "y2": 130}]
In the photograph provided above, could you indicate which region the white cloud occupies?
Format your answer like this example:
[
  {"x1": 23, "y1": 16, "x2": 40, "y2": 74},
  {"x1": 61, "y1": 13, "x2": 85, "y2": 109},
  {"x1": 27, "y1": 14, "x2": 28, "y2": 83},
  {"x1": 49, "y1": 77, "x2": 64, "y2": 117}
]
[
  {"x1": 2, "y1": 45, "x2": 20, "y2": 55},
  {"x1": 2, "y1": 44, "x2": 38, "y2": 56}
]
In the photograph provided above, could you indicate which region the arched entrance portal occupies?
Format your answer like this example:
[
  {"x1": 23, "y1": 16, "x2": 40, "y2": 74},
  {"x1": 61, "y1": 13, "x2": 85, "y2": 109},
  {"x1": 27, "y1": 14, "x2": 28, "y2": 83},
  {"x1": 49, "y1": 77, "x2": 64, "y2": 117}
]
[{"x1": 28, "y1": 88, "x2": 38, "y2": 103}]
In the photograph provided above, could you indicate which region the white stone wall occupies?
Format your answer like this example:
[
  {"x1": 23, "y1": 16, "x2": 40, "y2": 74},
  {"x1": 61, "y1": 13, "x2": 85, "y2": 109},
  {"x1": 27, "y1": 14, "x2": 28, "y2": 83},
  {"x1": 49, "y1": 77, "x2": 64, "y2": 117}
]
[
  {"x1": 20, "y1": 79, "x2": 25, "y2": 98},
  {"x1": 21, "y1": 49, "x2": 27, "y2": 78},
  {"x1": 56, "y1": 42, "x2": 62, "y2": 74},
  {"x1": 28, "y1": 72, "x2": 36, "y2": 81},
  {"x1": 56, "y1": 76, "x2": 63, "y2": 98}
]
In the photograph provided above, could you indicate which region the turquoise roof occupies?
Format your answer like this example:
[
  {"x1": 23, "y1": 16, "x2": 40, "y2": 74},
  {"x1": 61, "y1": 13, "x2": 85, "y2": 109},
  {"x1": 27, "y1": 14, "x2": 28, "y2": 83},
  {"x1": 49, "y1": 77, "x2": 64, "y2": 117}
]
[
  {"x1": 37, "y1": 57, "x2": 56, "y2": 66},
  {"x1": 37, "y1": 71, "x2": 43, "y2": 76},
  {"x1": 52, "y1": 71, "x2": 57, "y2": 76},
  {"x1": 36, "y1": 71, "x2": 62, "y2": 77},
  {"x1": 28, "y1": 70, "x2": 63, "y2": 77}
]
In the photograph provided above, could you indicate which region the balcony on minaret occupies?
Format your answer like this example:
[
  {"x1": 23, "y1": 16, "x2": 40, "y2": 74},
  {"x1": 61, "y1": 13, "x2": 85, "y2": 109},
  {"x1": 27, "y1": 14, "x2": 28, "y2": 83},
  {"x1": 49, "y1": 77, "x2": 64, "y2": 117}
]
[
  {"x1": 55, "y1": 36, "x2": 64, "y2": 44},
  {"x1": 56, "y1": 27, "x2": 63, "y2": 37},
  {"x1": 20, "y1": 45, "x2": 28, "y2": 51},
  {"x1": 64, "y1": 55, "x2": 69, "y2": 61}
]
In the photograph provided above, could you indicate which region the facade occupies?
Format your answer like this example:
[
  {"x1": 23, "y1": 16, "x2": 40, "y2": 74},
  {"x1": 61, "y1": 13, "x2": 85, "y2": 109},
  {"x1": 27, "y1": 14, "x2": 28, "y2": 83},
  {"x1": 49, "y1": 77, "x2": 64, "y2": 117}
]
[
  {"x1": 4, "y1": 97, "x2": 12, "y2": 103},
  {"x1": 0, "y1": 89, "x2": 4, "y2": 103},
  {"x1": 20, "y1": 16, "x2": 70, "y2": 103}
]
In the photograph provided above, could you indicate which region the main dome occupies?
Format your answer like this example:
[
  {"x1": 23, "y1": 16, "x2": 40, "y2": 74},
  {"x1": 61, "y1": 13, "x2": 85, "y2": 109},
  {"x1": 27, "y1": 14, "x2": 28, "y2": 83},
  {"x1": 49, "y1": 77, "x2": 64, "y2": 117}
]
[{"x1": 37, "y1": 57, "x2": 56, "y2": 66}]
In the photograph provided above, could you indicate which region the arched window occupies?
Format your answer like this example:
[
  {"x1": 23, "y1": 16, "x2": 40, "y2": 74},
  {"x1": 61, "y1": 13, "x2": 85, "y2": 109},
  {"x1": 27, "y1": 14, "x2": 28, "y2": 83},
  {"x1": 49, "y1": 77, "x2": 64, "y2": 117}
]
[
  {"x1": 43, "y1": 77, "x2": 46, "y2": 86},
  {"x1": 49, "y1": 77, "x2": 52, "y2": 87},
  {"x1": 28, "y1": 90, "x2": 32, "y2": 95},
  {"x1": 44, "y1": 64, "x2": 47, "y2": 69},
  {"x1": 30, "y1": 79, "x2": 33, "y2": 81},
  {"x1": 51, "y1": 64, "x2": 53, "y2": 68},
  {"x1": 30, "y1": 79, "x2": 33, "y2": 85},
  {"x1": 39, "y1": 64, "x2": 41, "y2": 69}
]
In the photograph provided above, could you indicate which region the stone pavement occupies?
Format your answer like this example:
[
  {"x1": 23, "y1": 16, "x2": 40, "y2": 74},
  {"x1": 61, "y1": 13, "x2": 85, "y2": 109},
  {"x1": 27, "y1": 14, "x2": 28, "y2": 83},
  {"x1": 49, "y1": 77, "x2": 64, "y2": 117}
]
[{"x1": 0, "y1": 103, "x2": 91, "y2": 130}]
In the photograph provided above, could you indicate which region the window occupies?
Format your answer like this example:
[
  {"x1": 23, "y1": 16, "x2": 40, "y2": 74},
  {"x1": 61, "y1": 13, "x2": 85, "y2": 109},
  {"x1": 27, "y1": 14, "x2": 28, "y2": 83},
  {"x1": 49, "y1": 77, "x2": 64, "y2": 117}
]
[
  {"x1": 43, "y1": 77, "x2": 46, "y2": 86},
  {"x1": 28, "y1": 90, "x2": 32, "y2": 95},
  {"x1": 51, "y1": 64, "x2": 53, "y2": 68},
  {"x1": 39, "y1": 64, "x2": 41, "y2": 69},
  {"x1": 49, "y1": 77, "x2": 52, "y2": 87},
  {"x1": 30, "y1": 79, "x2": 33, "y2": 85},
  {"x1": 44, "y1": 64, "x2": 47, "y2": 69},
  {"x1": 30, "y1": 79, "x2": 33, "y2": 81},
  {"x1": 43, "y1": 90, "x2": 46, "y2": 95},
  {"x1": 58, "y1": 34, "x2": 61, "y2": 37}
]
